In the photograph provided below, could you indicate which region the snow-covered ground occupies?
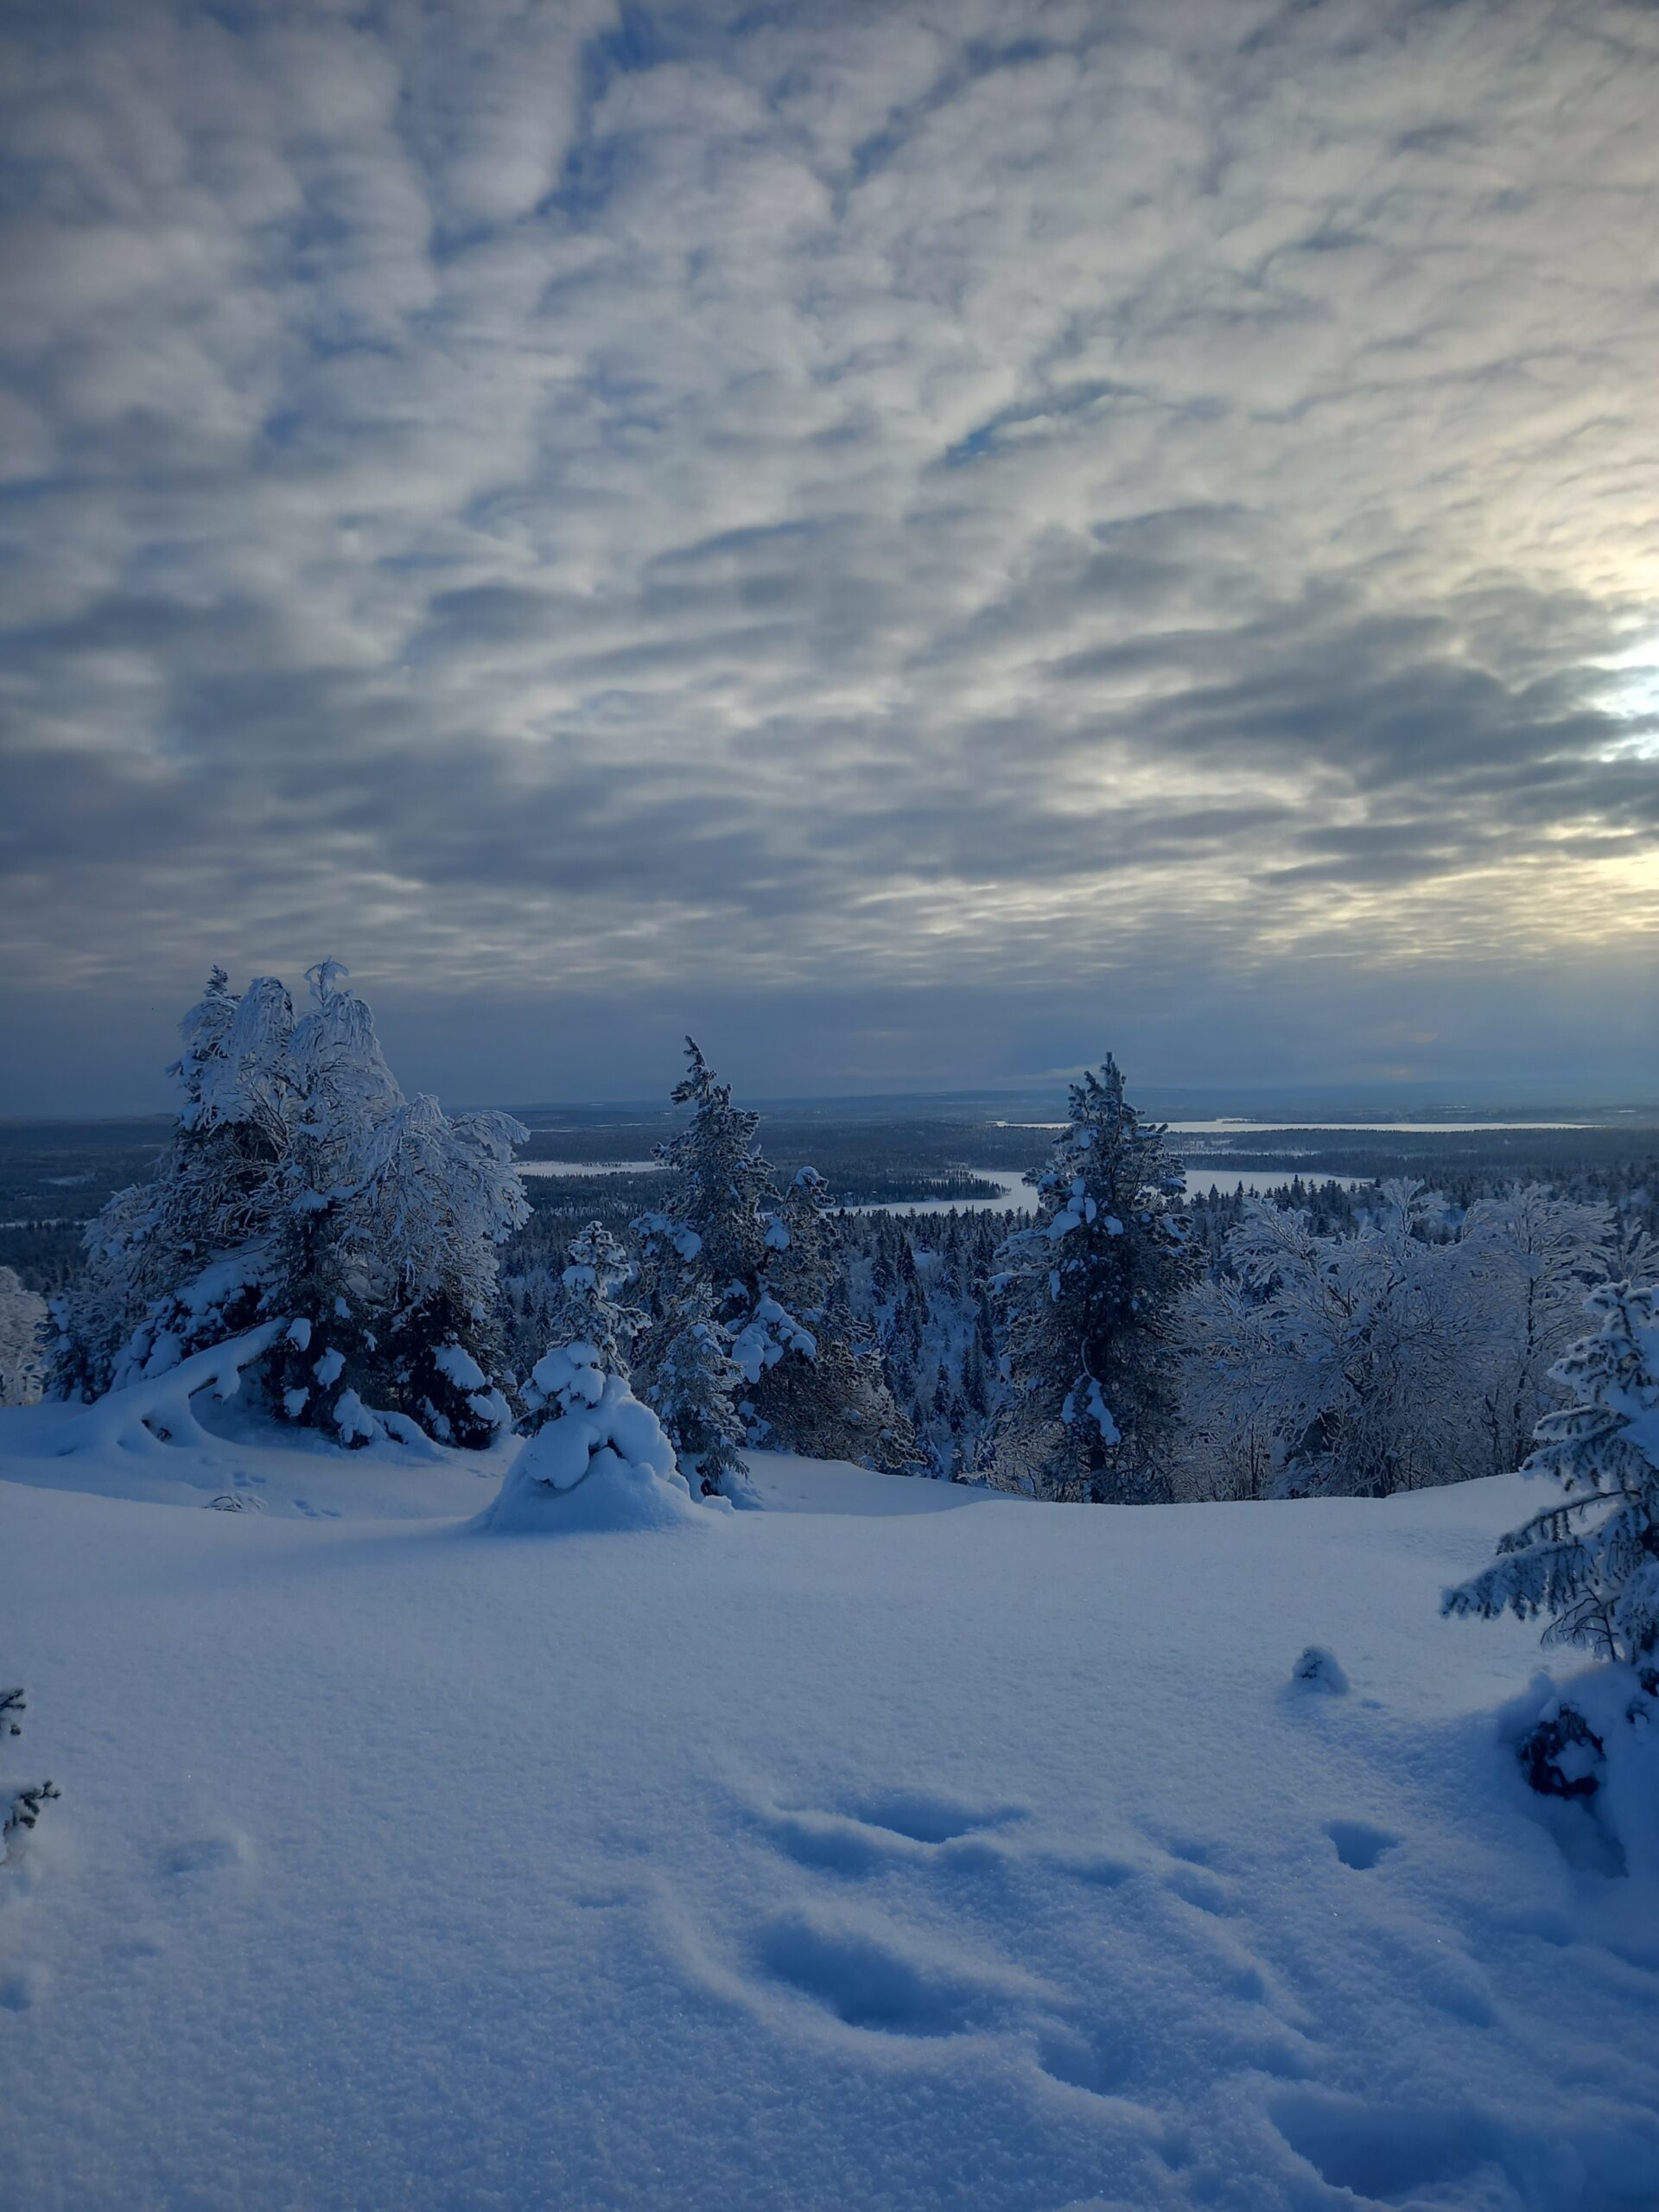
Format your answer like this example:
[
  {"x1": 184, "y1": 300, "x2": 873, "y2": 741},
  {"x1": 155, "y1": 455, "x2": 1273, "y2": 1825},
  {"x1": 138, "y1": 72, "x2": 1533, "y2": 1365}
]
[{"x1": 3, "y1": 1407, "x2": 1657, "y2": 2211}]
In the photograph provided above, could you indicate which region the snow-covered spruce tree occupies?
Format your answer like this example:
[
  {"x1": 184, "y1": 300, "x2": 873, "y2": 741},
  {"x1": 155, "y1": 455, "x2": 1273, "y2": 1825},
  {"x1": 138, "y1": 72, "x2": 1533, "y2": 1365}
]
[
  {"x1": 635, "y1": 1048, "x2": 914, "y2": 1473},
  {"x1": 251, "y1": 961, "x2": 411, "y2": 1441},
  {"x1": 260, "y1": 964, "x2": 529, "y2": 1446},
  {"x1": 484, "y1": 1221, "x2": 697, "y2": 1532},
  {"x1": 349, "y1": 1093, "x2": 527, "y2": 1447},
  {"x1": 49, "y1": 962, "x2": 525, "y2": 1448},
  {"x1": 520, "y1": 1221, "x2": 643, "y2": 1420},
  {"x1": 1443, "y1": 1280, "x2": 1659, "y2": 1662},
  {"x1": 652, "y1": 1277, "x2": 752, "y2": 1500},
  {"x1": 990, "y1": 1055, "x2": 1195, "y2": 1503},
  {"x1": 48, "y1": 970, "x2": 297, "y2": 1401},
  {"x1": 748, "y1": 1167, "x2": 918, "y2": 1473}
]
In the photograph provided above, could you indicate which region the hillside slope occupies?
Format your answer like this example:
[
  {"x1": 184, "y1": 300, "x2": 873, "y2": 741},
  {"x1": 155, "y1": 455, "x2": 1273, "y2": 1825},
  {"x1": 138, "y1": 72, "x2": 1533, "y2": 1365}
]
[{"x1": 3, "y1": 1410, "x2": 1656, "y2": 2211}]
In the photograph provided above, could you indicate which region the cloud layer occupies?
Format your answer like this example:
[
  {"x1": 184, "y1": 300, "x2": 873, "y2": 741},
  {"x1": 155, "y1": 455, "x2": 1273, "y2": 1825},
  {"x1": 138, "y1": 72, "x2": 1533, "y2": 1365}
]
[{"x1": 3, "y1": 0, "x2": 1656, "y2": 1106}]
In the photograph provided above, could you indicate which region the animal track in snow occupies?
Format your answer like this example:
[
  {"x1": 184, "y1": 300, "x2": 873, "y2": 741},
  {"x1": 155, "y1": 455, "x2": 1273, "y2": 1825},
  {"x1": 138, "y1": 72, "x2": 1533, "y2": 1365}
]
[
  {"x1": 1271, "y1": 2088, "x2": 1522, "y2": 2206},
  {"x1": 1325, "y1": 1818, "x2": 1400, "y2": 1871},
  {"x1": 1162, "y1": 1862, "x2": 1237, "y2": 1916},
  {"x1": 0, "y1": 1961, "x2": 48, "y2": 2011},
  {"x1": 753, "y1": 1906, "x2": 1026, "y2": 2038},
  {"x1": 1033, "y1": 2018, "x2": 1135, "y2": 2098},
  {"x1": 758, "y1": 1789, "x2": 1028, "y2": 1876},
  {"x1": 843, "y1": 1789, "x2": 1027, "y2": 1846},
  {"x1": 159, "y1": 1830, "x2": 251, "y2": 1878}
]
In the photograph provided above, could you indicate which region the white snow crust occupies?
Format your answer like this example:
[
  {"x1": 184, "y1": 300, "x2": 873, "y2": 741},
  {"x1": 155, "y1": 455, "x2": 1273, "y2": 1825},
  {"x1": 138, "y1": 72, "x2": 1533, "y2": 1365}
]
[{"x1": 3, "y1": 1409, "x2": 1657, "y2": 2210}]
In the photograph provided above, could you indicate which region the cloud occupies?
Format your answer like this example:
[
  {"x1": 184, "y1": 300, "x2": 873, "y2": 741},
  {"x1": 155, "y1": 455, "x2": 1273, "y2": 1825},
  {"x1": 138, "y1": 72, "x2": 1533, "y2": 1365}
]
[{"x1": 1, "y1": 0, "x2": 1657, "y2": 1107}]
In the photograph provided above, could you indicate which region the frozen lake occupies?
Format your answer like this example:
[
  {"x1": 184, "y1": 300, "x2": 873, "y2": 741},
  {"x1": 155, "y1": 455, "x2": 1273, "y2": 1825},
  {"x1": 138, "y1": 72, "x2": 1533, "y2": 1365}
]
[
  {"x1": 999, "y1": 1118, "x2": 1586, "y2": 1135},
  {"x1": 517, "y1": 1159, "x2": 663, "y2": 1177},
  {"x1": 514, "y1": 1160, "x2": 1367, "y2": 1214}
]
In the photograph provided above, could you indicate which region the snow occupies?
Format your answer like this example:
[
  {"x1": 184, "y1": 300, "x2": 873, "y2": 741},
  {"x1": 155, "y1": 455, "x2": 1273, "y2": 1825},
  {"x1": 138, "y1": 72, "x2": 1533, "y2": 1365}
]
[
  {"x1": 430, "y1": 1341, "x2": 486, "y2": 1393},
  {"x1": 3, "y1": 1415, "x2": 1658, "y2": 2211}
]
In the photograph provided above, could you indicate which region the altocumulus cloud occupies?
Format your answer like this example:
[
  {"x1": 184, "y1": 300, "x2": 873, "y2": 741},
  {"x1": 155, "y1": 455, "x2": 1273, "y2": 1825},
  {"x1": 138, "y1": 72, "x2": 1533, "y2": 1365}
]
[{"x1": 2, "y1": 0, "x2": 1656, "y2": 1108}]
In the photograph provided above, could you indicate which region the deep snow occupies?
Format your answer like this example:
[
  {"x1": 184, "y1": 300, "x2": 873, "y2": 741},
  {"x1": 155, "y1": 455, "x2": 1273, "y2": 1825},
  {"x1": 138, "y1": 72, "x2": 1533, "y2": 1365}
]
[{"x1": 3, "y1": 1403, "x2": 1657, "y2": 2212}]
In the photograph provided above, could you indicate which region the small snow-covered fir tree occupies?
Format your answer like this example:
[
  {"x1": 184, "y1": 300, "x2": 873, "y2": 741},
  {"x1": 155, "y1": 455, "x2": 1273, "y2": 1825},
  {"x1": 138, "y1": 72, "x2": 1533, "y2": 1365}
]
[
  {"x1": 653, "y1": 1278, "x2": 751, "y2": 1500},
  {"x1": 1444, "y1": 1279, "x2": 1659, "y2": 1662},
  {"x1": 521, "y1": 1222, "x2": 643, "y2": 1422},
  {"x1": 990, "y1": 1054, "x2": 1195, "y2": 1503},
  {"x1": 486, "y1": 1222, "x2": 697, "y2": 1533}
]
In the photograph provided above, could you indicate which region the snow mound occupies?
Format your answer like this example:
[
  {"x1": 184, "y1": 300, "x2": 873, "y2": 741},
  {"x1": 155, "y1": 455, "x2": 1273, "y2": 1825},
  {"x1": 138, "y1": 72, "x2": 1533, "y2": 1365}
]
[{"x1": 475, "y1": 1376, "x2": 712, "y2": 1535}]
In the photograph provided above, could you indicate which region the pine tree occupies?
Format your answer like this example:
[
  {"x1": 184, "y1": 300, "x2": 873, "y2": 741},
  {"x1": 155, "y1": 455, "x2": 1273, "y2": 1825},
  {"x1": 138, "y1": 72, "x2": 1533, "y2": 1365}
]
[
  {"x1": 990, "y1": 1053, "x2": 1195, "y2": 1503},
  {"x1": 1443, "y1": 1280, "x2": 1659, "y2": 1662}
]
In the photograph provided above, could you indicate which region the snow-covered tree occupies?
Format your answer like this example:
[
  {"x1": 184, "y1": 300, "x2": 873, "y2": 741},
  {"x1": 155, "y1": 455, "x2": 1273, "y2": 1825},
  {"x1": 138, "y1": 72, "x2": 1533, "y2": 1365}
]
[
  {"x1": 346, "y1": 1091, "x2": 528, "y2": 1446},
  {"x1": 652, "y1": 1278, "x2": 751, "y2": 1500},
  {"x1": 520, "y1": 1222, "x2": 642, "y2": 1423},
  {"x1": 634, "y1": 1039, "x2": 912, "y2": 1471},
  {"x1": 0, "y1": 1267, "x2": 47, "y2": 1406},
  {"x1": 1179, "y1": 1183, "x2": 1472, "y2": 1499},
  {"x1": 48, "y1": 962, "x2": 526, "y2": 1448},
  {"x1": 636, "y1": 1038, "x2": 773, "y2": 1326},
  {"x1": 990, "y1": 1055, "x2": 1194, "y2": 1503},
  {"x1": 1178, "y1": 1181, "x2": 1618, "y2": 1502},
  {"x1": 1444, "y1": 1279, "x2": 1659, "y2": 1662},
  {"x1": 48, "y1": 970, "x2": 297, "y2": 1400},
  {"x1": 486, "y1": 1222, "x2": 696, "y2": 1533},
  {"x1": 747, "y1": 1165, "x2": 917, "y2": 1472},
  {"x1": 1459, "y1": 1185, "x2": 1614, "y2": 1475}
]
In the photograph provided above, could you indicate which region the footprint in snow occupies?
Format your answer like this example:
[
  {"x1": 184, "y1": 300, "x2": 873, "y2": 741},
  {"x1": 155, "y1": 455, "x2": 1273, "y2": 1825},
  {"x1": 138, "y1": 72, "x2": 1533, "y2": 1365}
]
[
  {"x1": 0, "y1": 1963, "x2": 48, "y2": 2012},
  {"x1": 1325, "y1": 1818, "x2": 1400, "y2": 1871},
  {"x1": 160, "y1": 1831, "x2": 251, "y2": 1878},
  {"x1": 759, "y1": 1789, "x2": 1028, "y2": 1876},
  {"x1": 753, "y1": 1905, "x2": 1039, "y2": 2039}
]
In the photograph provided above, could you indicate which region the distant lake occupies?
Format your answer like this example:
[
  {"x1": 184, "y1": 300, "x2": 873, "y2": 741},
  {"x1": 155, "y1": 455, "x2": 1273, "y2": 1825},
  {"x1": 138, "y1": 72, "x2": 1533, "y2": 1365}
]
[
  {"x1": 853, "y1": 1166, "x2": 1367, "y2": 1216},
  {"x1": 518, "y1": 1159, "x2": 663, "y2": 1177},
  {"x1": 997, "y1": 1118, "x2": 1588, "y2": 1135}
]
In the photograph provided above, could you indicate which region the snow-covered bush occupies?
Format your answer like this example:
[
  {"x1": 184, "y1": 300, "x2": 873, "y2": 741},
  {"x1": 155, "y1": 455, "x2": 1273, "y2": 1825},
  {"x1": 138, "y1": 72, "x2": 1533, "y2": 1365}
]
[
  {"x1": 48, "y1": 963, "x2": 527, "y2": 1447},
  {"x1": 989, "y1": 1054, "x2": 1195, "y2": 1503},
  {"x1": 1444, "y1": 1279, "x2": 1659, "y2": 1662}
]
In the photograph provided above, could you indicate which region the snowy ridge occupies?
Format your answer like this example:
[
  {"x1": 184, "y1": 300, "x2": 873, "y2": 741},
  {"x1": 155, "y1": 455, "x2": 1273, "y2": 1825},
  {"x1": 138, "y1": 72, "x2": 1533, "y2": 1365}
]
[{"x1": 3, "y1": 1417, "x2": 1658, "y2": 2209}]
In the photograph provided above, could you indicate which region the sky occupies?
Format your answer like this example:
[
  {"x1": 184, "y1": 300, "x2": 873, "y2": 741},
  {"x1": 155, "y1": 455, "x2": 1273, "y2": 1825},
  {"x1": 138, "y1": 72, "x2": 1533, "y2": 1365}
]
[{"x1": 2, "y1": 0, "x2": 1657, "y2": 1114}]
